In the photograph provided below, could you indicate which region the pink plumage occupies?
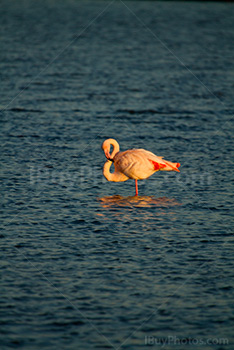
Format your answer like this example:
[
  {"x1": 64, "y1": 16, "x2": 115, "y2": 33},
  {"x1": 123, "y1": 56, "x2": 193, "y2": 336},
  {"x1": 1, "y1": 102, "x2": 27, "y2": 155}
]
[{"x1": 102, "y1": 138, "x2": 180, "y2": 196}]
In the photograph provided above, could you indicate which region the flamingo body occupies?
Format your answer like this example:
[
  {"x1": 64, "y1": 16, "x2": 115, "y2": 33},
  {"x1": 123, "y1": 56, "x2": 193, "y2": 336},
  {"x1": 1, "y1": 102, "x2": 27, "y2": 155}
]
[{"x1": 102, "y1": 139, "x2": 180, "y2": 195}]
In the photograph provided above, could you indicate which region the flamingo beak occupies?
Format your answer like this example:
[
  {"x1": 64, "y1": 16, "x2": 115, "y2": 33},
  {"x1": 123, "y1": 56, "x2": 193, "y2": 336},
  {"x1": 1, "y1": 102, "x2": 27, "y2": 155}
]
[{"x1": 104, "y1": 149, "x2": 111, "y2": 160}]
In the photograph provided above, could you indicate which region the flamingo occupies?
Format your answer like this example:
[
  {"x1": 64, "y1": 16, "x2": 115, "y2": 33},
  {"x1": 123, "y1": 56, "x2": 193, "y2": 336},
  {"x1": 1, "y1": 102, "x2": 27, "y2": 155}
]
[{"x1": 102, "y1": 138, "x2": 180, "y2": 196}]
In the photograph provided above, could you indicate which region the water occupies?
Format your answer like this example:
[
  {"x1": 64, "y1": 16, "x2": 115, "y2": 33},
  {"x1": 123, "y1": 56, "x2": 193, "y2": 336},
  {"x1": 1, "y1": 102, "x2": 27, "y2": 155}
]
[{"x1": 1, "y1": 0, "x2": 233, "y2": 349}]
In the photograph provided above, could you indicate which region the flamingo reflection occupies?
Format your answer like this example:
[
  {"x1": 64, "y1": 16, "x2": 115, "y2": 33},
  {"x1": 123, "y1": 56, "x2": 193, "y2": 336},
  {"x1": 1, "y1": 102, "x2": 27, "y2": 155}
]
[{"x1": 98, "y1": 195, "x2": 180, "y2": 209}]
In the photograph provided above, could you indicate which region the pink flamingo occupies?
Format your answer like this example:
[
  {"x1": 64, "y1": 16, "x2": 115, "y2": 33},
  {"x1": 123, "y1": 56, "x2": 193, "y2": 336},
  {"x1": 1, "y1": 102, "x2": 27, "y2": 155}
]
[{"x1": 102, "y1": 138, "x2": 180, "y2": 196}]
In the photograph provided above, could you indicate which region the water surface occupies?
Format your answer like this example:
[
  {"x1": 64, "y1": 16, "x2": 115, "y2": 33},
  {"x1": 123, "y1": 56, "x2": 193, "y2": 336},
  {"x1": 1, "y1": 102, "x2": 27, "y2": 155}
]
[{"x1": 1, "y1": 1, "x2": 233, "y2": 349}]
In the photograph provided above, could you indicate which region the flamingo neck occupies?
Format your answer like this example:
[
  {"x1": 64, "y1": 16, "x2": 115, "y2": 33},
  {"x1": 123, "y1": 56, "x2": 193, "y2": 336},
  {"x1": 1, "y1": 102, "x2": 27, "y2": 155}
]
[
  {"x1": 103, "y1": 138, "x2": 120, "y2": 159},
  {"x1": 109, "y1": 139, "x2": 119, "y2": 158},
  {"x1": 103, "y1": 160, "x2": 129, "y2": 182},
  {"x1": 103, "y1": 160, "x2": 116, "y2": 181},
  {"x1": 102, "y1": 139, "x2": 128, "y2": 182}
]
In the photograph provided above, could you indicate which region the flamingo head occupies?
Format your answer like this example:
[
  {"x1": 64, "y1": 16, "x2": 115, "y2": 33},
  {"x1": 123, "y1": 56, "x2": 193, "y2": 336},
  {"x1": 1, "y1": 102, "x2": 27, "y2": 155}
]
[
  {"x1": 102, "y1": 142, "x2": 111, "y2": 160},
  {"x1": 105, "y1": 150, "x2": 112, "y2": 160},
  {"x1": 102, "y1": 138, "x2": 119, "y2": 162}
]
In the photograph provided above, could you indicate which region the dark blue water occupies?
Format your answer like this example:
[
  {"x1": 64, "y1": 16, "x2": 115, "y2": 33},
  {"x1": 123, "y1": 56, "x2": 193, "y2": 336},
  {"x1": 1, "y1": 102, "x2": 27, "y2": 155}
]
[{"x1": 1, "y1": 1, "x2": 233, "y2": 349}]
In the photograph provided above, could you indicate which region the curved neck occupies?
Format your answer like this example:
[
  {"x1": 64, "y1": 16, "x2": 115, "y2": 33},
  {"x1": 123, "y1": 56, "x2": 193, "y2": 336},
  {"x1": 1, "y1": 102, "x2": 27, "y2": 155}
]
[
  {"x1": 103, "y1": 160, "x2": 129, "y2": 182},
  {"x1": 109, "y1": 139, "x2": 120, "y2": 158},
  {"x1": 103, "y1": 160, "x2": 116, "y2": 181},
  {"x1": 102, "y1": 138, "x2": 120, "y2": 159}
]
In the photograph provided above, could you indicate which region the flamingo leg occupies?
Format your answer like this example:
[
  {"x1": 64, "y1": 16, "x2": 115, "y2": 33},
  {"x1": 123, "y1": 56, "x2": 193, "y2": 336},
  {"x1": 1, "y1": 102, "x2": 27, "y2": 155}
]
[{"x1": 135, "y1": 179, "x2": 138, "y2": 196}]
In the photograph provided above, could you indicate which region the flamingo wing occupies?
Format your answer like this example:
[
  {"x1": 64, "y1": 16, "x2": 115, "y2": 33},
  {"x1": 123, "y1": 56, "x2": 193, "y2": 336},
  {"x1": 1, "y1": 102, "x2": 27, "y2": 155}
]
[
  {"x1": 114, "y1": 149, "x2": 161, "y2": 180},
  {"x1": 138, "y1": 149, "x2": 180, "y2": 172},
  {"x1": 114, "y1": 149, "x2": 180, "y2": 178}
]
